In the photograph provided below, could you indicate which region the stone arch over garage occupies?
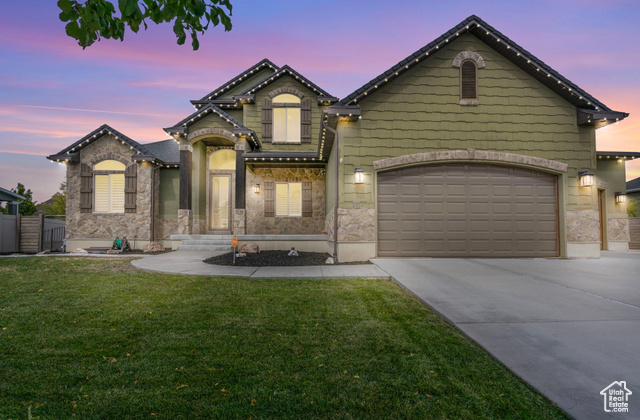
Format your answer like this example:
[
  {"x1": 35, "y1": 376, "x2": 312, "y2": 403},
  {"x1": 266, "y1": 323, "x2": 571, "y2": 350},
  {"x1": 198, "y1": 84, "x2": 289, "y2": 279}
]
[{"x1": 373, "y1": 149, "x2": 568, "y2": 174}]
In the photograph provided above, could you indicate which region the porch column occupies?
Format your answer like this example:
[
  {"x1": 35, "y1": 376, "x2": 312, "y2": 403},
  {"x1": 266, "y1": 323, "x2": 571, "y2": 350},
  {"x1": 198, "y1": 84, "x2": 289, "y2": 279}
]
[
  {"x1": 8, "y1": 201, "x2": 18, "y2": 215},
  {"x1": 233, "y1": 144, "x2": 246, "y2": 234},
  {"x1": 178, "y1": 142, "x2": 193, "y2": 235}
]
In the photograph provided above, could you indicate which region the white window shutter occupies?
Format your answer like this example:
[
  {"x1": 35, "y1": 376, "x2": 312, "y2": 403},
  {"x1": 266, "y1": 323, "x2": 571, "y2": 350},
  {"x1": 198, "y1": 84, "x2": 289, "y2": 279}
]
[
  {"x1": 94, "y1": 175, "x2": 110, "y2": 213},
  {"x1": 273, "y1": 108, "x2": 287, "y2": 142},
  {"x1": 286, "y1": 108, "x2": 300, "y2": 143},
  {"x1": 275, "y1": 183, "x2": 289, "y2": 216},
  {"x1": 289, "y1": 183, "x2": 302, "y2": 216},
  {"x1": 110, "y1": 173, "x2": 125, "y2": 213}
]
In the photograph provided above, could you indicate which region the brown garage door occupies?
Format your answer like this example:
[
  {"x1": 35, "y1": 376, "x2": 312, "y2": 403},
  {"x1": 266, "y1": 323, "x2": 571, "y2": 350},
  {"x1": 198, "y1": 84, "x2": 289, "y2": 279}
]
[{"x1": 377, "y1": 163, "x2": 558, "y2": 257}]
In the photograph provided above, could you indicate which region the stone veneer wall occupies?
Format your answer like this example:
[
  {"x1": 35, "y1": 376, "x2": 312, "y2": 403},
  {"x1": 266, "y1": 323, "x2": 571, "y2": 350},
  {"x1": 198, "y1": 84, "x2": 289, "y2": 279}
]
[
  {"x1": 246, "y1": 168, "x2": 325, "y2": 234},
  {"x1": 66, "y1": 135, "x2": 153, "y2": 241},
  {"x1": 325, "y1": 208, "x2": 376, "y2": 242},
  {"x1": 233, "y1": 209, "x2": 246, "y2": 234},
  {"x1": 155, "y1": 219, "x2": 179, "y2": 240},
  {"x1": 608, "y1": 218, "x2": 630, "y2": 242},
  {"x1": 566, "y1": 210, "x2": 600, "y2": 242}
]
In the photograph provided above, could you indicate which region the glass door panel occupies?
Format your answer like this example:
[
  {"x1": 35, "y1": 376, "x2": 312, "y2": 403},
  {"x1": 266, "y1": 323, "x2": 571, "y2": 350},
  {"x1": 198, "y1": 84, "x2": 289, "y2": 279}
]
[{"x1": 210, "y1": 175, "x2": 231, "y2": 230}]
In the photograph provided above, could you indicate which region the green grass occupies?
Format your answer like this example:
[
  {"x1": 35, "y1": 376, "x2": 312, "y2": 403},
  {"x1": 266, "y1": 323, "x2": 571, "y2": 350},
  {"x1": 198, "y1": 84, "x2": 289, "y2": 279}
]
[{"x1": 0, "y1": 257, "x2": 567, "y2": 419}]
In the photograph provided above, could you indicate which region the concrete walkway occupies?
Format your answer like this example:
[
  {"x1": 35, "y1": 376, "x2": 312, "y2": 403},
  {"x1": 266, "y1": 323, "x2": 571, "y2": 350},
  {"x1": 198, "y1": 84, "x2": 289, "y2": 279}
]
[
  {"x1": 131, "y1": 250, "x2": 389, "y2": 278},
  {"x1": 372, "y1": 251, "x2": 640, "y2": 420}
]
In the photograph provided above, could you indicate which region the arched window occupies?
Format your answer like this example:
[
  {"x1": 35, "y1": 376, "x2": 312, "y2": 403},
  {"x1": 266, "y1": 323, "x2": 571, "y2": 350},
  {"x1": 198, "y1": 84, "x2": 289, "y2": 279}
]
[
  {"x1": 272, "y1": 93, "x2": 301, "y2": 143},
  {"x1": 209, "y1": 149, "x2": 236, "y2": 170},
  {"x1": 452, "y1": 51, "x2": 484, "y2": 105},
  {"x1": 460, "y1": 60, "x2": 477, "y2": 100},
  {"x1": 94, "y1": 160, "x2": 125, "y2": 213}
]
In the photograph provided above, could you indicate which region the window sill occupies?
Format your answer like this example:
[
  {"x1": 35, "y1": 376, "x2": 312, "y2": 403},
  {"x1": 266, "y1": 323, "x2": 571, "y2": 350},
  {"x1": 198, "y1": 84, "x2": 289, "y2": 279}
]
[
  {"x1": 459, "y1": 99, "x2": 479, "y2": 106},
  {"x1": 271, "y1": 141, "x2": 302, "y2": 145}
]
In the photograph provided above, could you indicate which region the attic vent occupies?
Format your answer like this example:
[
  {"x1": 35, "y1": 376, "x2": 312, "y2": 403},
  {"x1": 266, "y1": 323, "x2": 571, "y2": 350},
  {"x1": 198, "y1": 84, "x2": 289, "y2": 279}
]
[{"x1": 461, "y1": 61, "x2": 477, "y2": 100}]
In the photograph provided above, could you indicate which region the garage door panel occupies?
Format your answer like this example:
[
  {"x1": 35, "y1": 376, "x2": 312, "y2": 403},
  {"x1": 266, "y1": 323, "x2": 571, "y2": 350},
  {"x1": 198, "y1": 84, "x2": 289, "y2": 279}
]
[{"x1": 378, "y1": 163, "x2": 558, "y2": 257}]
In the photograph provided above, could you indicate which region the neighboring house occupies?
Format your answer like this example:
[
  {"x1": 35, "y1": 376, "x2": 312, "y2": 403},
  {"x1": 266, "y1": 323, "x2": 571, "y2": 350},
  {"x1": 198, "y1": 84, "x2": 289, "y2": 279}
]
[
  {"x1": 0, "y1": 187, "x2": 25, "y2": 215},
  {"x1": 47, "y1": 15, "x2": 640, "y2": 260},
  {"x1": 627, "y1": 176, "x2": 640, "y2": 201}
]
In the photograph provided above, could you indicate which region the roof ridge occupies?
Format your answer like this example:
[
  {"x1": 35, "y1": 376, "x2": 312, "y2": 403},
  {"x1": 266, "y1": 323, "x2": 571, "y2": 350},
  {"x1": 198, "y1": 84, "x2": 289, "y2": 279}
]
[
  {"x1": 335, "y1": 15, "x2": 613, "y2": 112},
  {"x1": 237, "y1": 64, "x2": 334, "y2": 98},
  {"x1": 52, "y1": 124, "x2": 151, "y2": 157}
]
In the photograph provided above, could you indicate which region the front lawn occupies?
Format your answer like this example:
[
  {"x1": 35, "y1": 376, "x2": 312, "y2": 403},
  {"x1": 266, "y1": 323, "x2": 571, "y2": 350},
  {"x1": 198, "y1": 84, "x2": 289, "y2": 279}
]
[{"x1": 0, "y1": 257, "x2": 566, "y2": 419}]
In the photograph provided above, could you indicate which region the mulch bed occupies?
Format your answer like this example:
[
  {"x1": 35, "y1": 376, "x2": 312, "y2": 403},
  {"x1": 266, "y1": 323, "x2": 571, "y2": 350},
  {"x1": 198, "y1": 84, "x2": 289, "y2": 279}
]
[{"x1": 204, "y1": 250, "x2": 371, "y2": 266}]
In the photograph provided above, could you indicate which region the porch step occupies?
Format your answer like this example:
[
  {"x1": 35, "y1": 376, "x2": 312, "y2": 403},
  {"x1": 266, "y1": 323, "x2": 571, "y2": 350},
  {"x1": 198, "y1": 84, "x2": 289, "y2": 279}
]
[
  {"x1": 177, "y1": 244, "x2": 233, "y2": 252},
  {"x1": 181, "y1": 240, "x2": 232, "y2": 246},
  {"x1": 176, "y1": 236, "x2": 233, "y2": 252}
]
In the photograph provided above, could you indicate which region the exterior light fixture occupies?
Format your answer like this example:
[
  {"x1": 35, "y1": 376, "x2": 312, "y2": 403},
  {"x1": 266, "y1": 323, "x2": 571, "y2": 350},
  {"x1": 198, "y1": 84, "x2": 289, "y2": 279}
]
[
  {"x1": 253, "y1": 184, "x2": 260, "y2": 194},
  {"x1": 354, "y1": 168, "x2": 364, "y2": 184},
  {"x1": 615, "y1": 192, "x2": 627, "y2": 204},
  {"x1": 578, "y1": 171, "x2": 595, "y2": 187}
]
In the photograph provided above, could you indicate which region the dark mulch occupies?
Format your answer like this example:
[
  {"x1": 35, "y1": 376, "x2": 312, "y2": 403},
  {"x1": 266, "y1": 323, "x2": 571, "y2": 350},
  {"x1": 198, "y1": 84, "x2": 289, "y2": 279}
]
[{"x1": 204, "y1": 250, "x2": 371, "y2": 266}]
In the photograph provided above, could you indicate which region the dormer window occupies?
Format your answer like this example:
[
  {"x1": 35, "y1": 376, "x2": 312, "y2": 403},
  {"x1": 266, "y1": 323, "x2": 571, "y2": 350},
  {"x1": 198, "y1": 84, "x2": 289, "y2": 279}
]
[
  {"x1": 261, "y1": 88, "x2": 312, "y2": 144},
  {"x1": 272, "y1": 93, "x2": 301, "y2": 143}
]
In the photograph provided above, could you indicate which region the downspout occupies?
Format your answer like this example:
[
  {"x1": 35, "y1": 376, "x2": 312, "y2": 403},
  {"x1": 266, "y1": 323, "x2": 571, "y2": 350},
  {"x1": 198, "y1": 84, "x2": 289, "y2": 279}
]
[
  {"x1": 150, "y1": 164, "x2": 156, "y2": 242},
  {"x1": 321, "y1": 115, "x2": 339, "y2": 263}
]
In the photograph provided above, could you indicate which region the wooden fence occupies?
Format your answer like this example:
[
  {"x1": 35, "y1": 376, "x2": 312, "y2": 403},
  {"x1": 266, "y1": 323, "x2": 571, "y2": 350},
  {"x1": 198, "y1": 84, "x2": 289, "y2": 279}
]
[{"x1": 630, "y1": 217, "x2": 640, "y2": 250}]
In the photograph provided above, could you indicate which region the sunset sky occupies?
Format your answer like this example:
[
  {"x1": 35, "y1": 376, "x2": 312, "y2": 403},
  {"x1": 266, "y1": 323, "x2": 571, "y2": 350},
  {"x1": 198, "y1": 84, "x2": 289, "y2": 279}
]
[{"x1": 1, "y1": 0, "x2": 639, "y2": 202}]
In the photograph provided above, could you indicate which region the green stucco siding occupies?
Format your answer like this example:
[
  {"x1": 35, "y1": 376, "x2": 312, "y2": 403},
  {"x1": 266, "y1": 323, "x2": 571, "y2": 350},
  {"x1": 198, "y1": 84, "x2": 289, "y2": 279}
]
[
  {"x1": 190, "y1": 113, "x2": 237, "y2": 133},
  {"x1": 597, "y1": 158, "x2": 628, "y2": 218},
  {"x1": 340, "y1": 32, "x2": 597, "y2": 210},
  {"x1": 159, "y1": 168, "x2": 180, "y2": 218},
  {"x1": 216, "y1": 68, "x2": 275, "y2": 100},
  {"x1": 243, "y1": 74, "x2": 326, "y2": 152}
]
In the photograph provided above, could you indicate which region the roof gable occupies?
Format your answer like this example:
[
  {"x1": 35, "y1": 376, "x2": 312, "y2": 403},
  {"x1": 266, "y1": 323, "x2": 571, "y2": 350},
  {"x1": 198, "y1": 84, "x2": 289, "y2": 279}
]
[
  {"x1": 164, "y1": 103, "x2": 260, "y2": 150},
  {"x1": 46, "y1": 124, "x2": 151, "y2": 163},
  {"x1": 235, "y1": 65, "x2": 336, "y2": 102},
  {"x1": 196, "y1": 59, "x2": 279, "y2": 102},
  {"x1": 335, "y1": 15, "x2": 626, "y2": 121}
]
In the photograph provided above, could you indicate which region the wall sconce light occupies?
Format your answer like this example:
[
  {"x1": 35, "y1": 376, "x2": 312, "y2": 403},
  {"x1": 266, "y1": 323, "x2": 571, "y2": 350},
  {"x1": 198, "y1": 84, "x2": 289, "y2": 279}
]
[
  {"x1": 615, "y1": 192, "x2": 627, "y2": 204},
  {"x1": 354, "y1": 168, "x2": 364, "y2": 184},
  {"x1": 253, "y1": 184, "x2": 260, "y2": 194},
  {"x1": 578, "y1": 171, "x2": 595, "y2": 187}
]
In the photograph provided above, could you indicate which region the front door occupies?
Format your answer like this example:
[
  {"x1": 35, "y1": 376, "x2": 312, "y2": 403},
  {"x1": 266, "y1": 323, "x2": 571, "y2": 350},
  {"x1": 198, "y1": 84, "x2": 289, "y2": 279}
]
[{"x1": 210, "y1": 174, "x2": 231, "y2": 231}]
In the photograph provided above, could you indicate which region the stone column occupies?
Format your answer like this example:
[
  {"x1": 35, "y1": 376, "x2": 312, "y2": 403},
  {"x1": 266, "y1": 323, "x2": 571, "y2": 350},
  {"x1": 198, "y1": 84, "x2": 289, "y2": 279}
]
[
  {"x1": 233, "y1": 143, "x2": 246, "y2": 234},
  {"x1": 178, "y1": 143, "x2": 193, "y2": 235}
]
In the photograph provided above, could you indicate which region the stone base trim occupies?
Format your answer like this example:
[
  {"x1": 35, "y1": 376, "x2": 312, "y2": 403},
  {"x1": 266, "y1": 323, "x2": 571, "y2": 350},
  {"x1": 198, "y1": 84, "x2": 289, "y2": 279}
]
[
  {"x1": 566, "y1": 242, "x2": 600, "y2": 258},
  {"x1": 328, "y1": 242, "x2": 376, "y2": 263},
  {"x1": 66, "y1": 239, "x2": 153, "y2": 251},
  {"x1": 606, "y1": 241, "x2": 629, "y2": 252},
  {"x1": 233, "y1": 209, "x2": 246, "y2": 235}
]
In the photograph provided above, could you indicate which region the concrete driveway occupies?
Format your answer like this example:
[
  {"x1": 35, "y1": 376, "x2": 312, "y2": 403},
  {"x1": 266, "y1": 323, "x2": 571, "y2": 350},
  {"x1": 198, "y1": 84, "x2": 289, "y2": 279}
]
[{"x1": 372, "y1": 252, "x2": 640, "y2": 420}]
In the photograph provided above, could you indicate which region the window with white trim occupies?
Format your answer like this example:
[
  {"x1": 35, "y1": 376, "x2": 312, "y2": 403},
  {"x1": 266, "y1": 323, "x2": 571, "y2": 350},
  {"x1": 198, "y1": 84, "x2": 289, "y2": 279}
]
[
  {"x1": 272, "y1": 94, "x2": 301, "y2": 143},
  {"x1": 94, "y1": 160, "x2": 125, "y2": 213},
  {"x1": 275, "y1": 182, "x2": 302, "y2": 217}
]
